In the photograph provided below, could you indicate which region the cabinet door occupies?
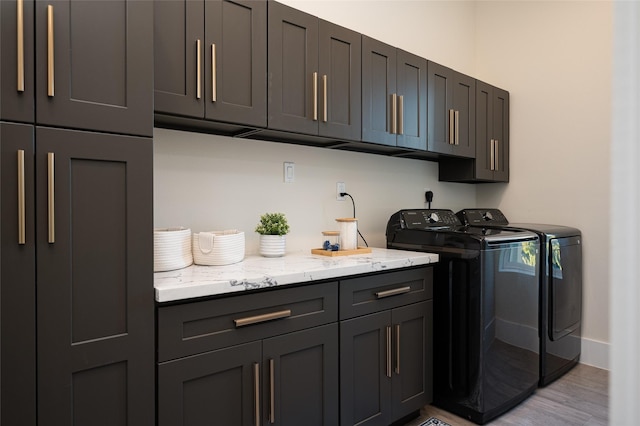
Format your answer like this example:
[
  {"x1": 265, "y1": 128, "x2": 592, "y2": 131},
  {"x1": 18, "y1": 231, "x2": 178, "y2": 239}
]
[
  {"x1": 154, "y1": 0, "x2": 205, "y2": 118},
  {"x1": 263, "y1": 323, "x2": 339, "y2": 426},
  {"x1": 391, "y1": 301, "x2": 433, "y2": 419},
  {"x1": 158, "y1": 341, "x2": 261, "y2": 426},
  {"x1": 362, "y1": 36, "x2": 397, "y2": 147},
  {"x1": 475, "y1": 81, "x2": 494, "y2": 181},
  {"x1": 268, "y1": 1, "x2": 318, "y2": 134},
  {"x1": 0, "y1": 122, "x2": 36, "y2": 426},
  {"x1": 35, "y1": 128, "x2": 154, "y2": 425},
  {"x1": 428, "y1": 61, "x2": 475, "y2": 157},
  {"x1": 451, "y1": 71, "x2": 476, "y2": 158},
  {"x1": 1, "y1": 0, "x2": 35, "y2": 123},
  {"x1": 318, "y1": 20, "x2": 361, "y2": 141},
  {"x1": 35, "y1": 0, "x2": 153, "y2": 136},
  {"x1": 205, "y1": 0, "x2": 267, "y2": 127},
  {"x1": 340, "y1": 311, "x2": 392, "y2": 426},
  {"x1": 492, "y1": 86, "x2": 509, "y2": 182},
  {"x1": 396, "y1": 50, "x2": 427, "y2": 150}
]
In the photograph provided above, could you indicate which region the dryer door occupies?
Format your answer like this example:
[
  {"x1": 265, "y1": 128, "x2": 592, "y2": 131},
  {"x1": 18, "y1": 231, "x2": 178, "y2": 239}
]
[{"x1": 548, "y1": 236, "x2": 582, "y2": 340}]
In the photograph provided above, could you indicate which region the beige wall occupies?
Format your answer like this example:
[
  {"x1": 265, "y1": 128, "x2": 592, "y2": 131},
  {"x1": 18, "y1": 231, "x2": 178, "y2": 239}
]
[{"x1": 153, "y1": 0, "x2": 612, "y2": 368}]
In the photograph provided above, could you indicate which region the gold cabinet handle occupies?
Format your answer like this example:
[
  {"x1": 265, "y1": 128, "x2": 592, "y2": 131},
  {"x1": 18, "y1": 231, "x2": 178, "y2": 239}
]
[
  {"x1": 196, "y1": 39, "x2": 202, "y2": 99},
  {"x1": 18, "y1": 150, "x2": 26, "y2": 244},
  {"x1": 495, "y1": 139, "x2": 499, "y2": 171},
  {"x1": 395, "y1": 324, "x2": 401, "y2": 375},
  {"x1": 269, "y1": 359, "x2": 275, "y2": 424},
  {"x1": 398, "y1": 95, "x2": 404, "y2": 135},
  {"x1": 448, "y1": 109, "x2": 455, "y2": 145},
  {"x1": 47, "y1": 152, "x2": 55, "y2": 243},
  {"x1": 386, "y1": 326, "x2": 392, "y2": 378},
  {"x1": 375, "y1": 286, "x2": 411, "y2": 299},
  {"x1": 454, "y1": 110, "x2": 460, "y2": 145},
  {"x1": 391, "y1": 93, "x2": 397, "y2": 134},
  {"x1": 322, "y1": 74, "x2": 327, "y2": 122},
  {"x1": 47, "y1": 5, "x2": 54, "y2": 97},
  {"x1": 211, "y1": 43, "x2": 217, "y2": 102},
  {"x1": 313, "y1": 72, "x2": 318, "y2": 121},
  {"x1": 253, "y1": 362, "x2": 261, "y2": 426},
  {"x1": 234, "y1": 309, "x2": 291, "y2": 328},
  {"x1": 17, "y1": 0, "x2": 25, "y2": 91},
  {"x1": 490, "y1": 139, "x2": 495, "y2": 171}
]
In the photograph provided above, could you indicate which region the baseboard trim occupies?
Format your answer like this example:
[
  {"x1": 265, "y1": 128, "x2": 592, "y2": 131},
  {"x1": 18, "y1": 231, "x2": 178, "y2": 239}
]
[{"x1": 580, "y1": 337, "x2": 609, "y2": 370}]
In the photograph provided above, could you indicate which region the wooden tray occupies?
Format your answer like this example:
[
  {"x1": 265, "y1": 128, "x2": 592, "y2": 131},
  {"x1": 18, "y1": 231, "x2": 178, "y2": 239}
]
[{"x1": 311, "y1": 247, "x2": 372, "y2": 257}]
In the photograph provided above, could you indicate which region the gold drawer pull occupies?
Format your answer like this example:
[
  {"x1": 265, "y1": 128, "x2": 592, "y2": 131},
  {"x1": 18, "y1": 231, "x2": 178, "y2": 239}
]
[
  {"x1": 17, "y1": 0, "x2": 25, "y2": 91},
  {"x1": 18, "y1": 150, "x2": 26, "y2": 244},
  {"x1": 234, "y1": 309, "x2": 291, "y2": 327},
  {"x1": 375, "y1": 286, "x2": 411, "y2": 299},
  {"x1": 47, "y1": 5, "x2": 54, "y2": 97},
  {"x1": 253, "y1": 362, "x2": 260, "y2": 426}
]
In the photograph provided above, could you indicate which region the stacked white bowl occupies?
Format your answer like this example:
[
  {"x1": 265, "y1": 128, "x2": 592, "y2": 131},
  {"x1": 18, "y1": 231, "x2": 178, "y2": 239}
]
[
  {"x1": 153, "y1": 227, "x2": 193, "y2": 272},
  {"x1": 192, "y1": 229, "x2": 245, "y2": 266}
]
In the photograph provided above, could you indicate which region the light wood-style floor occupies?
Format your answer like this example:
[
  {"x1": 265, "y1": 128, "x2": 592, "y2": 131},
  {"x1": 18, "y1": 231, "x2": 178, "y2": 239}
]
[{"x1": 405, "y1": 363, "x2": 608, "y2": 426}]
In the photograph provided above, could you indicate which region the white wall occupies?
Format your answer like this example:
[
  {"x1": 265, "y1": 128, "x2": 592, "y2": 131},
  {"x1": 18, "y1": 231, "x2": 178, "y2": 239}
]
[
  {"x1": 153, "y1": 0, "x2": 612, "y2": 369},
  {"x1": 474, "y1": 1, "x2": 613, "y2": 368}
]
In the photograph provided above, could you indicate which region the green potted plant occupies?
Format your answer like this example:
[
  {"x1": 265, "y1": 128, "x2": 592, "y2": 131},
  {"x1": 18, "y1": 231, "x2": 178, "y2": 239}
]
[{"x1": 255, "y1": 212, "x2": 290, "y2": 257}]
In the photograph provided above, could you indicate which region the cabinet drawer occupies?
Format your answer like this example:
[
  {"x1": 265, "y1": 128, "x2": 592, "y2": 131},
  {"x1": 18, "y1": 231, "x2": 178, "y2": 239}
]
[
  {"x1": 339, "y1": 268, "x2": 432, "y2": 320},
  {"x1": 158, "y1": 282, "x2": 338, "y2": 362}
]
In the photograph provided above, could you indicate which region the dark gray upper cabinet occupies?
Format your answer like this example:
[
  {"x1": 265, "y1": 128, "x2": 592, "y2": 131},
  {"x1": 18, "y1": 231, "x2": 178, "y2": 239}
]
[
  {"x1": 439, "y1": 81, "x2": 510, "y2": 183},
  {"x1": 0, "y1": 122, "x2": 37, "y2": 426},
  {"x1": 427, "y1": 61, "x2": 476, "y2": 157},
  {"x1": 35, "y1": 128, "x2": 154, "y2": 425},
  {"x1": 268, "y1": 1, "x2": 361, "y2": 140},
  {"x1": 34, "y1": 0, "x2": 153, "y2": 137},
  {"x1": 476, "y1": 81, "x2": 509, "y2": 182},
  {"x1": 362, "y1": 36, "x2": 427, "y2": 150},
  {"x1": 154, "y1": 0, "x2": 267, "y2": 128},
  {"x1": 1, "y1": 0, "x2": 36, "y2": 123}
]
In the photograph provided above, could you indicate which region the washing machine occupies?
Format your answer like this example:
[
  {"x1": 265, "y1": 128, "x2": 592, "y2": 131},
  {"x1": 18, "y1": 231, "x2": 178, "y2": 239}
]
[
  {"x1": 456, "y1": 209, "x2": 582, "y2": 386},
  {"x1": 386, "y1": 209, "x2": 540, "y2": 424}
]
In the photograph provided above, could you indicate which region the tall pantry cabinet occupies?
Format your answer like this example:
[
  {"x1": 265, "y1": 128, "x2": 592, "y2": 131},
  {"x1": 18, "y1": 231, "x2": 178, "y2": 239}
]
[{"x1": 1, "y1": 1, "x2": 155, "y2": 425}]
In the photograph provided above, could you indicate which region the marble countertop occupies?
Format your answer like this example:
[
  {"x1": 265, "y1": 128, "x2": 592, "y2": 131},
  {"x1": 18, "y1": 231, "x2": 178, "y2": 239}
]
[{"x1": 154, "y1": 247, "x2": 438, "y2": 303}]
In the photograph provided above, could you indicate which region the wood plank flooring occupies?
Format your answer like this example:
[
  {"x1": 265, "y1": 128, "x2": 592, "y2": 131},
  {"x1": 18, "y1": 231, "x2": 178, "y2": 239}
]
[{"x1": 404, "y1": 363, "x2": 608, "y2": 426}]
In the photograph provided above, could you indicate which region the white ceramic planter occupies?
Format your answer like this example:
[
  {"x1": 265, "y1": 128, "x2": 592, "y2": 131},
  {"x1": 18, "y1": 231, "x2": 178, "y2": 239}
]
[{"x1": 259, "y1": 234, "x2": 286, "y2": 257}]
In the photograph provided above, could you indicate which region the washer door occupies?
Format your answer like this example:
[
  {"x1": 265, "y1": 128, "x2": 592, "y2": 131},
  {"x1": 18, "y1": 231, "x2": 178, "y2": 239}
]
[{"x1": 548, "y1": 236, "x2": 582, "y2": 341}]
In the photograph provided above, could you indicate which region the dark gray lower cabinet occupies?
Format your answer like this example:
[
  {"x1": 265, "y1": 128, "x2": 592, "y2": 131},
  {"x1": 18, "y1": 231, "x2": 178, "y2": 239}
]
[
  {"x1": 159, "y1": 324, "x2": 339, "y2": 426},
  {"x1": 35, "y1": 127, "x2": 154, "y2": 425},
  {"x1": 339, "y1": 268, "x2": 434, "y2": 426}
]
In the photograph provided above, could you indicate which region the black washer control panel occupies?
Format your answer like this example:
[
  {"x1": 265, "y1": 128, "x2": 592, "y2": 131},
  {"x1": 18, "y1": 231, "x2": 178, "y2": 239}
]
[
  {"x1": 400, "y1": 209, "x2": 461, "y2": 229},
  {"x1": 456, "y1": 208, "x2": 509, "y2": 226}
]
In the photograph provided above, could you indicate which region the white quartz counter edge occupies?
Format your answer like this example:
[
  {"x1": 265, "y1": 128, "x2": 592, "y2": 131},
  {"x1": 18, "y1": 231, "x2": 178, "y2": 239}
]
[{"x1": 154, "y1": 247, "x2": 438, "y2": 302}]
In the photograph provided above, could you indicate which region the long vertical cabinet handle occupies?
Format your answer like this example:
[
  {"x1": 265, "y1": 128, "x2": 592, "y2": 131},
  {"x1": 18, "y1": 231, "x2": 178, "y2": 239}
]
[
  {"x1": 490, "y1": 139, "x2": 495, "y2": 171},
  {"x1": 395, "y1": 324, "x2": 401, "y2": 375},
  {"x1": 253, "y1": 362, "x2": 261, "y2": 426},
  {"x1": 269, "y1": 359, "x2": 275, "y2": 424},
  {"x1": 454, "y1": 110, "x2": 460, "y2": 145},
  {"x1": 18, "y1": 150, "x2": 26, "y2": 244},
  {"x1": 47, "y1": 152, "x2": 55, "y2": 243},
  {"x1": 47, "y1": 5, "x2": 54, "y2": 97},
  {"x1": 386, "y1": 326, "x2": 392, "y2": 378},
  {"x1": 494, "y1": 139, "x2": 499, "y2": 171},
  {"x1": 211, "y1": 43, "x2": 217, "y2": 102},
  {"x1": 391, "y1": 94, "x2": 397, "y2": 134},
  {"x1": 322, "y1": 74, "x2": 327, "y2": 122},
  {"x1": 397, "y1": 95, "x2": 404, "y2": 135},
  {"x1": 196, "y1": 39, "x2": 202, "y2": 99},
  {"x1": 448, "y1": 109, "x2": 455, "y2": 145},
  {"x1": 312, "y1": 72, "x2": 318, "y2": 121},
  {"x1": 17, "y1": 0, "x2": 25, "y2": 91}
]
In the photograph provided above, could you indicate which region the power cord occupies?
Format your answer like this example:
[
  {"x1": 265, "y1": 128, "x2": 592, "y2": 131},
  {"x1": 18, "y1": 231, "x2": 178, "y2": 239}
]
[{"x1": 340, "y1": 192, "x2": 369, "y2": 247}]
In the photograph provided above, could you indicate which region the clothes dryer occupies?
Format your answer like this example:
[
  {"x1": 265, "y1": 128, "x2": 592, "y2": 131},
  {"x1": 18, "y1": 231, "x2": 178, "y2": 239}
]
[{"x1": 456, "y1": 209, "x2": 582, "y2": 386}]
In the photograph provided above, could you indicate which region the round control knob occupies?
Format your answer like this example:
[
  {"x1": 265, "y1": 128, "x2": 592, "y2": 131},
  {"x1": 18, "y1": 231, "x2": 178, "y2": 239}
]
[
  {"x1": 427, "y1": 212, "x2": 440, "y2": 223},
  {"x1": 482, "y1": 211, "x2": 493, "y2": 221}
]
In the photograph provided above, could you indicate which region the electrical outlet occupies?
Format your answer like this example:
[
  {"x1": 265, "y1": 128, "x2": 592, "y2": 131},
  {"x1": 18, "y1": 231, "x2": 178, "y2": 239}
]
[
  {"x1": 337, "y1": 182, "x2": 346, "y2": 201},
  {"x1": 424, "y1": 188, "x2": 434, "y2": 205}
]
